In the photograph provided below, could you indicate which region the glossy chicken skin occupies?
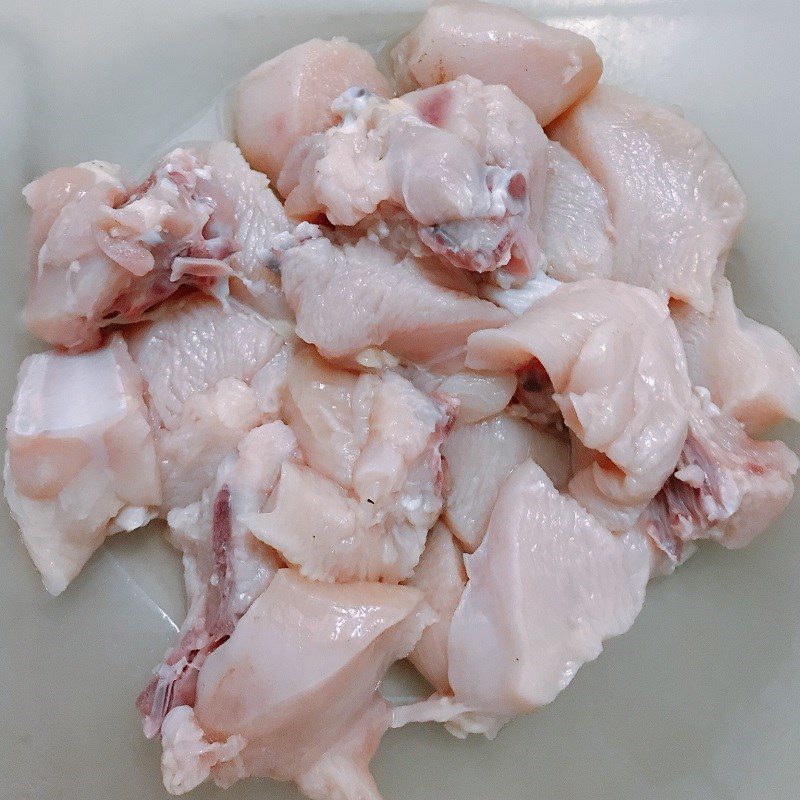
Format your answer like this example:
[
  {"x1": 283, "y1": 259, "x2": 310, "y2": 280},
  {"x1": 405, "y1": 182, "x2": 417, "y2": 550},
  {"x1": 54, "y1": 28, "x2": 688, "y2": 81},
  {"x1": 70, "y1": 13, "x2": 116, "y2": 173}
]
[
  {"x1": 5, "y1": 336, "x2": 160, "y2": 594},
  {"x1": 235, "y1": 38, "x2": 391, "y2": 184},
  {"x1": 278, "y1": 77, "x2": 548, "y2": 279},
  {"x1": 549, "y1": 85, "x2": 746, "y2": 313},
  {"x1": 392, "y1": 1, "x2": 602, "y2": 126},
  {"x1": 467, "y1": 279, "x2": 692, "y2": 529},
  {"x1": 158, "y1": 569, "x2": 433, "y2": 798}
]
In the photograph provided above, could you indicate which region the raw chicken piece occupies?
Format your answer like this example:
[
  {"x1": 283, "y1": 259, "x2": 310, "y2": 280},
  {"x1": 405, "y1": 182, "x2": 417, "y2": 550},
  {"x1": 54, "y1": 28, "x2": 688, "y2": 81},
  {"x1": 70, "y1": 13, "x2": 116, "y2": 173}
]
[
  {"x1": 248, "y1": 351, "x2": 455, "y2": 582},
  {"x1": 24, "y1": 149, "x2": 242, "y2": 350},
  {"x1": 443, "y1": 412, "x2": 570, "y2": 552},
  {"x1": 548, "y1": 85, "x2": 747, "y2": 313},
  {"x1": 540, "y1": 142, "x2": 614, "y2": 282},
  {"x1": 127, "y1": 295, "x2": 284, "y2": 429},
  {"x1": 235, "y1": 38, "x2": 391, "y2": 183},
  {"x1": 391, "y1": 0, "x2": 602, "y2": 126},
  {"x1": 401, "y1": 366, "x2": 516, "y2": 426},
  {"x1": 127, "y1": 295, "x2": 286, "y2": 511},
  {"x1": 405, "y1": 523, "x2": 467, "y2": 693},
  {"x1": 158, "y1": 569, "x2": 433, "y2": 799},
  {"x1": 448, "y1": 460, "x2": 651, "y2": 715},
  {"x1": 137, "y1": 422, "x2": 297, "y2": 738},
  {"x1": 467, "y1": 279, "x2": 692, "y2": 529},
  {"x1": 637, "y1": 388, "x2": 798, "y2": 563},
  {"x1": 281, "y1": 237, "x2": 510, "y2": 367},
  {"x1": 278, "y1": 76, "x2": 548, "y2": 279},
  {"x1": 24, "y1": 141, "x2": 295, "y2": 351},
  {"x1": 201, "y1": 141, "x2": 294, "y2": 315},
  {"x1": 673, "y1": 278, "x2": 800, "y2": 434},
  {"x1": 479, "y1": 268, "x2": 561, "y2": 316},
  {"x1": 4, "y1": 335, "x2": 160, "y2": 595}
]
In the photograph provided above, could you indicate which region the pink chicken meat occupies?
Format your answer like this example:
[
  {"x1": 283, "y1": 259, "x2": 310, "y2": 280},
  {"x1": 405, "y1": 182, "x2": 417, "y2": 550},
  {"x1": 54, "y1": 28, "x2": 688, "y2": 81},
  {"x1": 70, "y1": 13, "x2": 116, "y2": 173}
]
[{"x1": 6, "y1": 6, "x2": 800, "y2": 800}]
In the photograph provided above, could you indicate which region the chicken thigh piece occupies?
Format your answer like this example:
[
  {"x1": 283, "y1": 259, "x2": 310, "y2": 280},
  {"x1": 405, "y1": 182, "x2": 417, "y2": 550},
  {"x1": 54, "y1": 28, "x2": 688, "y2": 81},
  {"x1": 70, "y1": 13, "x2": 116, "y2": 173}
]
[
  {"x1": 280, "y1": 237, "x2": 510, "y2": 368},
  {"x1": 24, "y1": 142, "x2": 292, "y2": 351},
  {"x1": 158, "y1": 569, "x2": 433, "y2": 800},
  {"x1": 548, "y1": 85, "x2": 747, "y2": 313},
  {"x1": 467, "y1": 279, "x2": 692, "y2": 529},
  {"x1": 137, "y1": 422, "x2": 297, "y2": 739},
  {"x1": 235, "y1": 38, "x2": 391, "y2": 184},
  {"x1": 127, "y1": 295, "x2": 286, "y2": 511},
  {"x1": 4, "y1": 335, "x2": 161, "y2": 595},
  {"x1": 278, "y1": 76, "x2": 548, "y2": 279},
  {"x1": 247, "y1": 347, "x2": 455, "y2": 583},
  {"x1": 392, "y1": 0, "x2": 602, "y2": 126},
  {"x1": 447, "y1": 461, "x2": 651, "y2": 717},
  {"x1": 394, "y1": 460, "x2": 652, "y2": 738},
  {"x1": 443, "y1": 412, "x2": 570, "y2": 552},
  {"x1": 637, "y1": 388, "x2": 798, "y2": 564},
  {"x1": 673, "y1": 278, "x2": 800, "y2": 434}
]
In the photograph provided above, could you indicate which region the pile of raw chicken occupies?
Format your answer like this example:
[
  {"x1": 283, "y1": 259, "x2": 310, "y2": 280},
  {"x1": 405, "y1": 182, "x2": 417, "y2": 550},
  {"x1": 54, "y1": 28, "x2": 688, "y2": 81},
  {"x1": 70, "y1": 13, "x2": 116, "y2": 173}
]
[{"x1": 7, "y1": 2, "x2": 800, "y2": 798}]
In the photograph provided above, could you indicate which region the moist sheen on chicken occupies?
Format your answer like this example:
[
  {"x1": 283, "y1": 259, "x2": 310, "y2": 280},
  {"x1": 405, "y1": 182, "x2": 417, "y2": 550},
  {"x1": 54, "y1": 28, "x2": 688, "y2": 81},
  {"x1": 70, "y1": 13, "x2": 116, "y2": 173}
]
[{"x1": 5, "y1": 4, "x2": 800, "y2": 800}]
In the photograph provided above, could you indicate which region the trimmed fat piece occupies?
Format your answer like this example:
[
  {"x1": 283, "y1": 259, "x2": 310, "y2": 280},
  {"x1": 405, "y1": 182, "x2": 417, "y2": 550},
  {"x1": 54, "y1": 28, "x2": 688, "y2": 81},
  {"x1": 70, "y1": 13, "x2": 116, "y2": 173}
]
[
  {"x1": 540, "y1": 142, "x2": 614, "y2": 282},
  {"x1": 278, "y1": 76, "x2": 548, "y2": 279},
  {"x1": 127, "y1": 296, "x2": 285, "y2": 512},
  {"x1": 4, "y1": 335, "x2": 160, "y2": 595},
  {"x1": 235, "y1": 38, "x2": 391, "y2": 184},
  {"x1": 405, "y1": 522, "x2": 467, "y2": 694},
  {"x1": 638, "y1": 388, "x2": 798, "y2": 564},
  {"x1": 156, "y1": 569, "x2": 433, "y2": 799},
  {"x1": 280, "y1": 237, "x2": 511, "y2": 367},
  {"x1": 673, "y1": 278, "x2": 800, "y2": 434},
  {"x1": 137, "y1": 422, "x2": 297, "y2": 739},
  {"x1": 467, "y1": 279, "x2": 692, "y2": 529},
  {"x1": 24, "y1": 142, "x2": 292, "y2": 351},
  {"x1": 247, "y1": 347, "x2": 455, "y2": 582},
  {"x1": 548, "y1": 84, "x2": 747, "y2": 313},
  {"x1": 391, "y1": 0, "x2": 602, "y2": 126},
  {"x1": 443, "y1": 412, "x2": 570, "y2": 552}
]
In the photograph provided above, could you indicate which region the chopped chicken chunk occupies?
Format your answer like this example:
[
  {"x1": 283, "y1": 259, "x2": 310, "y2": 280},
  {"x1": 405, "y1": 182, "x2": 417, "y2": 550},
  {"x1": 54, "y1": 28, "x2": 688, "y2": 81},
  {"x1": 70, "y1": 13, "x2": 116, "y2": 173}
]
[
  {"x1": 548, "y1": 85, "x2": 747, "y2": 312},
  {"x1": 467, "y1": 279, "x2": 692, "y2": 529},
  {"x1": 443, "y1": 412, "x2": 570, "y2": 551},
  {"x1": 5, "y1": 336, "x2": 160, "y2": 594},
  {"x1": 541, "y1": 142, "x2": 614, "y2": 282},
  {"x1": 392, "y1": 1, "x2": 602, "y2": 126},
  {"x1": 278, "y1": 76, "x2": 548, "y2": 279},
  {"x1": 158, "y1": 569, "x2": 433, "y2": 799},
  {"x1": 281, "y1": 237, "x2": 510, "y2": 368},
  {"x1": 247, "y1": 349, "x2": 455, "y2": 582},
  {"x1": 235, "y1": 38, "x2": 391, "y2": 183},
  {"x1": 673, "y1": 278, "x2": 800, "y2": 434},
  {"x1": 405, "y1": 523, "x2": 467, "y2": 694},
  {"x1": 637, "y1": 389, "x2": 798, "y2": 563}
]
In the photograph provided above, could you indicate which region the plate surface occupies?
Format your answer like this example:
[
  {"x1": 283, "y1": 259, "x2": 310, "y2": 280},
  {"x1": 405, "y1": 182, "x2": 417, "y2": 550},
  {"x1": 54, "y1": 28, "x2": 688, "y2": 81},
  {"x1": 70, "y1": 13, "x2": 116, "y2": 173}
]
[{"x1": 1, "y1": 1, "x2": 799, "y2": 799}]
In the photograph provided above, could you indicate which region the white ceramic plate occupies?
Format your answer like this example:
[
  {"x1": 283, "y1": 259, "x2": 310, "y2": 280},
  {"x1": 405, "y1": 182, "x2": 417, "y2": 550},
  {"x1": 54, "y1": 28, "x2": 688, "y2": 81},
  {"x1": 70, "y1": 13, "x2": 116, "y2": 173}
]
[{"x1": 2, "y1": 1, "x2": 799, "y2": 798}]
